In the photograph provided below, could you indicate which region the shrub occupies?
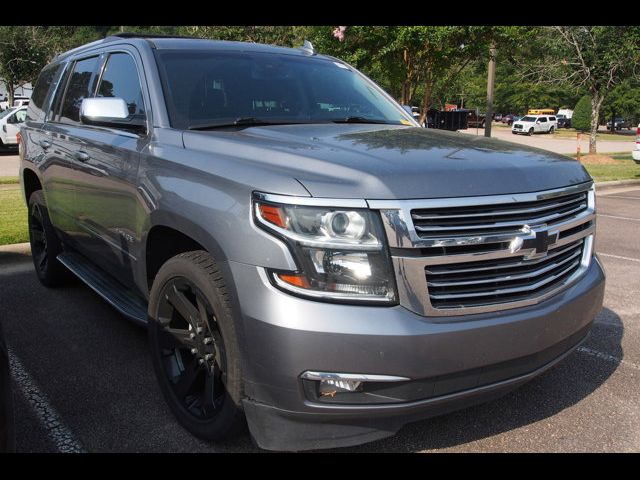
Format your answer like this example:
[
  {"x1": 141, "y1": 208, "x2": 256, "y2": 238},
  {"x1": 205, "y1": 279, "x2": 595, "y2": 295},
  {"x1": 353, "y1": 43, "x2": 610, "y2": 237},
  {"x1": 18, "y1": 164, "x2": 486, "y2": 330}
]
[{"x1": 572, "y1": 95, "x2": 592, "y2": 132}]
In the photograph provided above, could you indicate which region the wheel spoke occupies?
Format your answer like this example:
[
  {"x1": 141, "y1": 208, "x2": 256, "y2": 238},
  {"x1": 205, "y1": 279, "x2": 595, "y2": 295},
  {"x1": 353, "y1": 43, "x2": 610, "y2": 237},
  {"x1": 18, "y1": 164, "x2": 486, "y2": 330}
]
[
  {"x1": 162, "y1": 327, "x2": 197, "y2": 349},
  {"x1": 202, "y1": 370, "x2": 216, "y2": 414},
  {"x1": 31, "y1": 229, "x2": 44, "y2": 244},
  {"x1": 38, "y1": 251, "x2": 47, "y2": 269},
  {"x1": 196, "y1": 293, "x2": 209, "y2": 327},
  {"x1": 166, "y1": 284, "x2": 200, "y2": 328},
  {"x1": 173, "y1": 359, "x2": 201, "y2": 400}
]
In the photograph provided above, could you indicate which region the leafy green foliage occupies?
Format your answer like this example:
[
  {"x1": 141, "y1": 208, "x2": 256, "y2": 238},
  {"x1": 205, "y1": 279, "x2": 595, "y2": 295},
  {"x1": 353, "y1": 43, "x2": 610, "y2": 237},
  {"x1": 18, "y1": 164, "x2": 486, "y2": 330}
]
[{"x1": 572, "y1": 95, "x2": 592, "y2": 132}]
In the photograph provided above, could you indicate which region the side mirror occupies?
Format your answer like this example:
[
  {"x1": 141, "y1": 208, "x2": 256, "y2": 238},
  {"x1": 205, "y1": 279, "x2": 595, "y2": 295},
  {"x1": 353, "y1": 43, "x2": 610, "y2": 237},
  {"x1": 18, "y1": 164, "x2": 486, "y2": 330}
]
[{"x1": 80, "y1": 97, "x2": 145, "y2": 133}]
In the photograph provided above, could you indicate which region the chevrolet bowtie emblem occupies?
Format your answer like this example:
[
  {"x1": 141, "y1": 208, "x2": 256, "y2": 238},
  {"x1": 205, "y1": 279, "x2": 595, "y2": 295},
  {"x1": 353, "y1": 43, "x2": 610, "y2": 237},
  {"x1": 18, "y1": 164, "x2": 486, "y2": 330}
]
[{"x1": 521, "y1": 227, "x2": 558, "y2": 257}]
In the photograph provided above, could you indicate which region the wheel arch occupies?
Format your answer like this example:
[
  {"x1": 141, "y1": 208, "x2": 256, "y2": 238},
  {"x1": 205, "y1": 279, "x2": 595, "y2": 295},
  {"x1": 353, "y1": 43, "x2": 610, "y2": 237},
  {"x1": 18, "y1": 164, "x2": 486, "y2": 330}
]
[{"x1": 22, "y1": 167, "x2": 42, "y2": 204}]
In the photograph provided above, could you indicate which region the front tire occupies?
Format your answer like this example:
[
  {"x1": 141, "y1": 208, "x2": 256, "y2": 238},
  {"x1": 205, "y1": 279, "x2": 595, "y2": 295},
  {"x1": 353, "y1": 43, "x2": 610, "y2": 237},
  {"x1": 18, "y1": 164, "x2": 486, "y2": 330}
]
[
  {"x1": 148, "y1": 250, "x2": 245, "y2": 442},
  {"x1": 27, "y1": 190, "x2": 71, "y2": 287},
  {"x1": 528, "y1": 128, "x2": 535, "y2": 136}
]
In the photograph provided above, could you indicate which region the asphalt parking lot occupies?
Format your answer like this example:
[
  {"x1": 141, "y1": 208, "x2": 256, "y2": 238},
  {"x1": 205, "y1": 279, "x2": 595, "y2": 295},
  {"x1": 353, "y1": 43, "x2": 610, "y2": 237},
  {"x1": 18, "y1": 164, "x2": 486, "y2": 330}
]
[{"x1": 1, "y1": 186, "x2": 639, "y2": 452}]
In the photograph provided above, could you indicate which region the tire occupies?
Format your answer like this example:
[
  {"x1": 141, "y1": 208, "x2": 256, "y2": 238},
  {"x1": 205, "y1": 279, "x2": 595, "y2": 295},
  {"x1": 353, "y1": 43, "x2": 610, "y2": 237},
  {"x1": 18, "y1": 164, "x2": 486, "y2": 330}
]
[
  {"x1": 27, "y1": 190, "x2": 72, "y2": 287},
  {"x1": 548, "y1": 126, "x2": 554, "y2": 134},
  {"x1": 148, "y1": 250, "x2": 245, "y2": 442},
  {"x1": 528, "y1": 128, "x2": 535, "y2": 136}
]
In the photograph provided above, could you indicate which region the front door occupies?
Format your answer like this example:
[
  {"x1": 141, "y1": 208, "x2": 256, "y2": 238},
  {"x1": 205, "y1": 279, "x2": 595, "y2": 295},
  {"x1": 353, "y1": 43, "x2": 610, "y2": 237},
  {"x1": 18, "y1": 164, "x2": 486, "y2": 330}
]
[{"x1": 69, "y1": 49, "x2": 150, "y2": 287}]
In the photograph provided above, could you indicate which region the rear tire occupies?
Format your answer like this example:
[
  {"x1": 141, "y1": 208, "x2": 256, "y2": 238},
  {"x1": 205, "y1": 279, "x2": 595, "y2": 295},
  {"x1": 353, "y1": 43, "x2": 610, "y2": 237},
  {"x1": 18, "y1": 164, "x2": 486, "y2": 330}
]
[
  {"x1": 148, "y1": 250, "x2": 245, "y2": 442},
  {"x1": 548, "y1": 126, "x2": 554, "y2": 134},
  {"x1": 27, "y1": 190, "x2": 72, "y2": 287}
]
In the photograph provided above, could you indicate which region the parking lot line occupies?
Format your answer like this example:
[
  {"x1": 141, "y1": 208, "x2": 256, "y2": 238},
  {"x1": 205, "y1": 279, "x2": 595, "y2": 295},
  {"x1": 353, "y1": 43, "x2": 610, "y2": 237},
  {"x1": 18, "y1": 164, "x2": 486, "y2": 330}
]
[
  {"x1": 577, "y1": 346, "x2": 640, "y2": 371},
  {"x1": 598, "y1": 253, "x2": 640, "y2": 263},
  {"x1": 7, "y1": 346, "x2": 85, "y2": 453},
  {"x1": 600, "y1": 195, "x2": 640, "y2": 201},
  {"x1": 597, "y1": 214, "x2": 640, "y2": 223}
]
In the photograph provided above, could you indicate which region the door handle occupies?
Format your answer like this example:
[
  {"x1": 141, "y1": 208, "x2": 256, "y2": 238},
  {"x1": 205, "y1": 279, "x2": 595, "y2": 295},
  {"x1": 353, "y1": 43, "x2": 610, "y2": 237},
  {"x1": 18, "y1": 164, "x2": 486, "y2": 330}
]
[
  {"x1": 74, "y1": 151, "x2": 90, "y2": 162},
  {"x1": 39, "y1": 140, "x2": 51, "y2": 149}
]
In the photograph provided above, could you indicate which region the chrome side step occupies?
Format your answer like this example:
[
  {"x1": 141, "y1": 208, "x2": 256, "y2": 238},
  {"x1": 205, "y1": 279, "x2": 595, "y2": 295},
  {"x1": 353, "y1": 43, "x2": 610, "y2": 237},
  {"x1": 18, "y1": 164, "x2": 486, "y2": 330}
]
[{"x1": 57, "y1": 252, "x2": 148, "y2": 327}]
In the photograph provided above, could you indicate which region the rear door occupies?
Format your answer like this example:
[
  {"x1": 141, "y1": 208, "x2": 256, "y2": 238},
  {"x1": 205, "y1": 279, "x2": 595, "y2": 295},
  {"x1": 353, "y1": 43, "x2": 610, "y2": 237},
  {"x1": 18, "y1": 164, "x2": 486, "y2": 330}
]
[
  {"x1": 67, "y1": 47, "x2": 150, "y2": 286},
  {"x1": 41, "y1": 55, "x2": 102, "y2": 242}
]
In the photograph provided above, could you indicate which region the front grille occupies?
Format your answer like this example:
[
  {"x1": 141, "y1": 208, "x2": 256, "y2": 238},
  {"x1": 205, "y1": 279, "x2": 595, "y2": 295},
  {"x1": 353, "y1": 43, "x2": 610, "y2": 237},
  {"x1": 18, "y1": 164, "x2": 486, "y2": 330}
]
[
  {"x1": 374, "y1": 182, "x2": 596, "y2": 316},
  {"x1": 426, "y1": 239, "x2": 584, "y2": 309},
  {"x1": 411, "y1": 191, "x2": 588, "y2": 239},
  {"x1": 514, "y1": 124, "x2": 522, "y2": 129}
]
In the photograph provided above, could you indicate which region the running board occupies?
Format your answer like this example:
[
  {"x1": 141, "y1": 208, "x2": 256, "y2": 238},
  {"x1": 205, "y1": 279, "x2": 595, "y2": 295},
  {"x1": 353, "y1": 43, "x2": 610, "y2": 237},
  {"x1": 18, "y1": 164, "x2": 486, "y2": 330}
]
[{"x1": 57, "y1": 252, "x2": 148, "y2": 327}]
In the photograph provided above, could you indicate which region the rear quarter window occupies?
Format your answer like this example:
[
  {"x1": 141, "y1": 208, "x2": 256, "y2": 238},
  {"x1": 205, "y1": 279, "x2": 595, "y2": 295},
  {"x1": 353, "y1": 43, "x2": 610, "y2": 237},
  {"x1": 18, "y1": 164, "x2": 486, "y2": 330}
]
[{"x1": 26, "y1": 63, "x2": 63, "y2": 123}]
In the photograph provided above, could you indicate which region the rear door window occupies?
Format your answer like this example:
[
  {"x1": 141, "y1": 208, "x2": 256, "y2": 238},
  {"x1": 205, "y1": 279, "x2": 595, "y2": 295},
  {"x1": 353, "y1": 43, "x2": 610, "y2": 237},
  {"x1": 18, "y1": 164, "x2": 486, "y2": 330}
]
[
  {"x1": 27, "y1": 63, "x2": 62, "y2": 122},
  {"x1": 58, "y1": 56, "x2": 100, "y2": 125},
  {"x1": 538, "y1": 117, "x2": 547, "y2": 122}
]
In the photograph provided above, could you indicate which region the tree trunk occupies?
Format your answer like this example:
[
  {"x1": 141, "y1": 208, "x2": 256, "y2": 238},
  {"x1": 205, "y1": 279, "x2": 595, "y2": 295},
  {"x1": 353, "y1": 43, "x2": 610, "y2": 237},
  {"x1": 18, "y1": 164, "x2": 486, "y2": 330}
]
[
  {"x1": 7, "y1": 83, "x2": 14, "y2": 108},
  {"x1": 589, "y1": 93, "x2": 605, "y2": 154}
]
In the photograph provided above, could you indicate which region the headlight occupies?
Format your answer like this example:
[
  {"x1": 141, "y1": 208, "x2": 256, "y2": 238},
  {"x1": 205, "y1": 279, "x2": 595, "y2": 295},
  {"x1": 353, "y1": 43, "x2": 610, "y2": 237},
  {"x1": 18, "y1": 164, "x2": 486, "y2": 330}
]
[{"x1": 253, "y1": 195, "x2": 397, "y2": 304}]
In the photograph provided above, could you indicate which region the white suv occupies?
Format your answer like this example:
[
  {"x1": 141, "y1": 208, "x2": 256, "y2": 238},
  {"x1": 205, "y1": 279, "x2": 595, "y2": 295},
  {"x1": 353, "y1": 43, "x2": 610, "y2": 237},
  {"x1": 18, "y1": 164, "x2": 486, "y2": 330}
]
[
  {"x1": 633, "y1": 123, "x2": 640, "y2": 164},
  {"x1": 512, "y1": 115, "x2": 558, "y2": 136}
]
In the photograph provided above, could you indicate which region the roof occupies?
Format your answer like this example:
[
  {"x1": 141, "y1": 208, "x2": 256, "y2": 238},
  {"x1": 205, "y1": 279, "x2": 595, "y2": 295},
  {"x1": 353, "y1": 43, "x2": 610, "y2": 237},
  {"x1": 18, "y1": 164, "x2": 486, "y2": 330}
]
[{"x1": 54, "y1": 33, "x2": 321, "y2": 62}]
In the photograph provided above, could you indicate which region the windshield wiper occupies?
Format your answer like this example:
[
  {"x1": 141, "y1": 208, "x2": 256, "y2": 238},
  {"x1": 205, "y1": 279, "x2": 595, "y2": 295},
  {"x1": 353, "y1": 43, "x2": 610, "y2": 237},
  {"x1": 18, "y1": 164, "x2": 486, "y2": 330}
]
[
  {"x1": 188, "y1": 117, "x2": 304, "y2": 130},
  {"x1": 329, "y1": 116, "x2": 395, "y2": 125}
]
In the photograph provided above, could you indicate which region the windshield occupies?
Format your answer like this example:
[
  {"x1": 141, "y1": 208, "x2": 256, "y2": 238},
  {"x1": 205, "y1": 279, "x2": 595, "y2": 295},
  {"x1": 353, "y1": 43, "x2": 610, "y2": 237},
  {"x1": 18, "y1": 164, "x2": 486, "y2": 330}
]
[
  {"x1": 0, "y1": 108, "x2": 16, "y2": 120},
  {"x1": 521, "y1": 116, "x2": 537, "y2": 122},
  {"x1": 155, "y1": 50, "x2": 413, "y2": 130}
]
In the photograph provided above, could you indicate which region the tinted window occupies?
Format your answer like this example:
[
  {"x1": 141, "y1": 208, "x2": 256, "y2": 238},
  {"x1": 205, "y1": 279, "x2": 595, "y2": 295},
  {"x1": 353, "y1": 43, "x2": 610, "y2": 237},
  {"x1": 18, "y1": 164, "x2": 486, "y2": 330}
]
[
  {"x1": 156, "y1": 50, "x2": 411, "y2": 130},
  {"x1": 549, "y1": 116, "x2": 556, "y2": 121},
  {"x1": 59, "y1": 56, "x2": 99, "y2": 125},
  {"x1": 97, "y1": 53, "x2": 145, "y2": 119},
  {"x1": 538, "y1": 117, "x2": 547, "y2": 122}
]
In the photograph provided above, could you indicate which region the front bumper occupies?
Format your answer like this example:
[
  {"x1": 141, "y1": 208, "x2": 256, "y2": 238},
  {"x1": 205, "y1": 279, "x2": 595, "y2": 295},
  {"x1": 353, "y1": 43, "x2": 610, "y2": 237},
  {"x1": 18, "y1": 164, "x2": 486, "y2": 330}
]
[
  {"x1": 632, "y1": 149, "x2": 640, "y2": 163},
  {"x1": 230, "y1": 257, "x2": 605, "y2": 451}
]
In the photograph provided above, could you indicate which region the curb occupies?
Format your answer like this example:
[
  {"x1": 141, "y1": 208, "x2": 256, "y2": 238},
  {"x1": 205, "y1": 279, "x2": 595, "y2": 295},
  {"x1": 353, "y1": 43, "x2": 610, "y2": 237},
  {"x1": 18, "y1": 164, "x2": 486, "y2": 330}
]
[
  {"x1": 0, "y1": 242, "x2": 30, "y2": 255},
  {"x1": 594, "y1": 179, "x2": 640, "y2": 191}
]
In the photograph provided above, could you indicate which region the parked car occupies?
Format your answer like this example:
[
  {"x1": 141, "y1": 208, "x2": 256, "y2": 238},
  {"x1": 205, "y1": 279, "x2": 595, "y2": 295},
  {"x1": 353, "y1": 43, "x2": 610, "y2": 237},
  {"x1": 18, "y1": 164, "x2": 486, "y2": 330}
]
[
  {"x1": 0, "y1": 319, "x2": 14, "y2": 452},
  {"x1": 512, "y1": 114, "x2": 558, "y2": 135},
  {"x1": 494, "y1": 113, "x2": 503, "y2": 122},
  {"x1": 556, "y1": 114, "x2": 571, "y2": 129},
  {"x1": 466, "y1": 110, "x2": 486, "y2": 127},
  {"x1": 0, "y1": 106, "x2": 27, "y2": 149},
  {"x1": 633, "y1": 123, "x2": 640, "y2": 164},
  {"x1": 20, "y1": 34, "x2": 604, "y2": 452},
  {"x1": 606, "y1": 118, "x2": 631, "y2": 131},
  {"x1": 501, "y1": 114, "x2": 518, "y2": 126}
]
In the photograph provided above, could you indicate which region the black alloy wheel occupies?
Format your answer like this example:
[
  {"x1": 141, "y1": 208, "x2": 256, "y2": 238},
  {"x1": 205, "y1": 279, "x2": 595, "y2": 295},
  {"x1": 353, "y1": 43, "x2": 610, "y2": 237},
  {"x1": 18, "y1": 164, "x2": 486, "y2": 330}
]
[
  {"x1": 27, "y1": 190, "x2": 71, "y2": 287},
  {"x1": 148, "y1": 251, "x2": 245, "y2": 442},
  {"x1": 156, "y1": 277, "x2": 227, "y2": 420},
  {"x1": 29, "y1": 202, "x2": 48, "y2": 274}
]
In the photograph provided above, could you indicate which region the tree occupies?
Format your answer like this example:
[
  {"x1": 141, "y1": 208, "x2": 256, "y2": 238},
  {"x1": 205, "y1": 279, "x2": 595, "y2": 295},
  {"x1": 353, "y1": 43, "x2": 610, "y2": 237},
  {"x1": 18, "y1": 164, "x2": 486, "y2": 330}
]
[
  {"x1": 0, "y1": 26, "x2": 52, "y2": 104},
  {"x1": 524, "y1": 26, "x2": 640, "y2": 153},
  {"x1": 572, "y1": 95, "x2": 591, "y2": 132},
  {"x1": 602, "y1": 78, "x2": 640, "y2": 127}
]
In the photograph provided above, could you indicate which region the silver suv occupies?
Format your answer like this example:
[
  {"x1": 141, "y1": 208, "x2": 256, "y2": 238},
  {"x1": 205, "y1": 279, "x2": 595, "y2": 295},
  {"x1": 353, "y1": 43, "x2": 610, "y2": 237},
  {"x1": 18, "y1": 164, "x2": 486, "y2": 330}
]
[{"x1": 19, "y1": 34, "x2": 605, "y2": 451}]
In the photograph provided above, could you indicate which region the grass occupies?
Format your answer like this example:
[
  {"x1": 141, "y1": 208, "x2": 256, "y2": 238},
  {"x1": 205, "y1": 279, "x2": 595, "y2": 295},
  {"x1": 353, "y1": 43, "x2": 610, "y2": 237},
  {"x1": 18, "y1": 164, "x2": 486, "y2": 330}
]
[
  {"x1": 552, "y1": 128, "x2": 635, "y2": 142},
  {"x1": 565, "y1": 151, "x2": 640, "y2": 182},
  {"x1": 583, "y1": 164, "x2": 640, "y2": 182},
  {"x1": 0, "y1": 176, "x2": 19, "y2": 185},
  {"x1": 0, "y1": 187, "x2": 28, "y2": 245}
]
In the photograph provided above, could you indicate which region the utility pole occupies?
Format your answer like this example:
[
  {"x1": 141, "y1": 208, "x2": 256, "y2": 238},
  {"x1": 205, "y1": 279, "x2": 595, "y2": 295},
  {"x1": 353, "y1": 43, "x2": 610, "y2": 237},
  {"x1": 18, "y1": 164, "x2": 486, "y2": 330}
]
[{"x1": 484, "y1": 44, "x2": 496, "y2": 138}]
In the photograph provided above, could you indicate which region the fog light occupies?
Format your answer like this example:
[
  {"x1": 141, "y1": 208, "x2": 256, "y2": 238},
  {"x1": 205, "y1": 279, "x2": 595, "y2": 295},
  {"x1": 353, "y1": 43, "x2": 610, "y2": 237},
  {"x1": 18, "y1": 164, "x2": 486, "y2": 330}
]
[
  {"x1": 301, "y1": 371, "x2": 410, "y2": 400},
  {"x1": 319, "y1": 378, "x2": 363, "y2": 397}
]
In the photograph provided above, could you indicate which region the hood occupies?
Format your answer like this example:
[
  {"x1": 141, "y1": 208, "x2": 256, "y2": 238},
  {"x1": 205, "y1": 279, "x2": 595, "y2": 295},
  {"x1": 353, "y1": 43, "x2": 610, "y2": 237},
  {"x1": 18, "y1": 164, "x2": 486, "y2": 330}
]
[{"x1": 182, "y1": 124, "x2": 591, "y2": 200}]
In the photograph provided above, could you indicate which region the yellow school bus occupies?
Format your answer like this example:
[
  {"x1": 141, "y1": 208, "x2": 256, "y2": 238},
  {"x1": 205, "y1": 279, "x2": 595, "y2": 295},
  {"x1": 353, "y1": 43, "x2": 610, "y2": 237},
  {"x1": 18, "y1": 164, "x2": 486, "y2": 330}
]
[{"x1": 527, "y1": 108, "x2": 556, "y2": 116}]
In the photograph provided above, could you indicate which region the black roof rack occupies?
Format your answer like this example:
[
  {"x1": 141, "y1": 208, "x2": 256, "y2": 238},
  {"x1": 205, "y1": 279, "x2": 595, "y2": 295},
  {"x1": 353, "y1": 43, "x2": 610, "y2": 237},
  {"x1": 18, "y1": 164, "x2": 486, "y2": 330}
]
[{"x1": 106, "y1": 32, "x2": 199, "y2": 40}]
